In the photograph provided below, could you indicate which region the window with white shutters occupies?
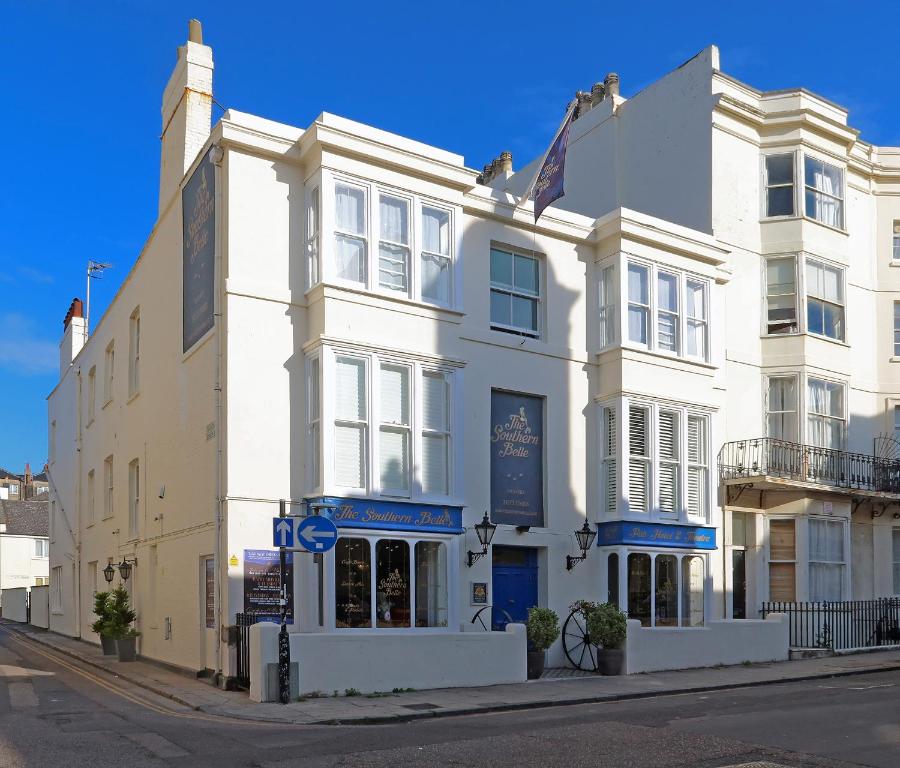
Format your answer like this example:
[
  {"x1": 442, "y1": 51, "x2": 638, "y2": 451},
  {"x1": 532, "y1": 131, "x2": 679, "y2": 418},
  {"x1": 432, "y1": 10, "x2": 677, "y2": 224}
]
[
  {"x1": 422, "y1": 371, "x2": 450, "y2": 496},
  {"x1": 308, "y1": 357, "x2": 321, "y2": 490},
  {"x1": 658, "y1": 410, "x2": 679, "y2": 518},
  {"x1": 335, "y1": 356, "x2": 368, "y2": 488},
  {"x1": 379, "y1": 364, "x2": 411, "y2": 495},
  {"x1": 378, "y1": 194, "x2": 410, "y2": 293},
  {"x1": 602, "y1": 407, "x2": 617, "y2": 515},
  {"x1": 687, "y1": 415, "x2": 707, "y2": 519},
  {"x1": 629, "y1": 406, "x2": 650, "y2": 513}
]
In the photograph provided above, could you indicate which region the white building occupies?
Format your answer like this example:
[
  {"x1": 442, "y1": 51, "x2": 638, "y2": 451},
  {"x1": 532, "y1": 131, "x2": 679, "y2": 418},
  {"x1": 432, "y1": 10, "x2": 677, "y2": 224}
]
[
  {"x1": 0, "y1": 500, "x2": 50, "y2": 600},
  {"x1": 48, "y1": 26, "x2": 900, "y2": 689}
]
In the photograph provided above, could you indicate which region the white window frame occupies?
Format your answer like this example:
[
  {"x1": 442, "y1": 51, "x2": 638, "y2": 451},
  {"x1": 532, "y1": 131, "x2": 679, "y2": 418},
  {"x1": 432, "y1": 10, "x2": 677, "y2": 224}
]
[
  {"x1": 893, "y1": 221, "x2": 900, "y2": 263},
  {"x1": 328, "y1": 532, "x2": 457, "y2": 633},
  {"x1": 51, "y1": 566, "x2": 63, "y2": 613},
  {"x1": 894, "y1": 302, "x2": 900, "y2": 357},
  {"x1": 808, "y1": 516, "x2": 847, "y2": 602},
  {"x1": 322, "y1": 172, "x2": 456, "y2": 308},
  {"x1": 805, "y1": 257, "x2": 845, "y2": 342},
  {"x1": 87, "y1": 366, "x2": 96, "y2": 425},
  {"x1": 762, "y1": 152, "x2": 796, "y2": 219},
  {"x1": 128, "y1": 307, "x2": 140, "y2": 398},
  {"x1": 803, "y1": 154, "x2": 845, "y2": 230},
  {"x1": 601, "y1": 405, "x2": 617, "y2": 516},
  {"x1": 306, "y1": 182, "x2": 321, "y2": 290},
  {"x1": 685, "y1": 278, "x2": 708, "y2": 361},
  {"x1": 489, "y1": 246, "x2": 542, "y2": 338},
  {"x1": 764, "y1": 374, "x2": 800, "y2": 443},
  {"x1": 34, "y1": 539, "x2": 49, "y2": 557},
  {"x1": 599, "y1": 262, "x2": 618, "y2": 349},
  {"x1": 623, "y1": 259, "x2": 711, "y2": 363},
  {"x1": 128, "y1": 458, "x2": 140, "y2": 539},
  {"x1": 378, "y1": 362, "x2": 413, "y2": 497},
  {"x1": 806, "y1": 376, "x2": 847, "y2": 451},
  {"x1": 333, "y1": 354, "x2": 369, "y2": 491},
  {"x1": 377, "y1": 191, "x2": 412, "y2": 296},
  {"x1": 421, "y1": 369, "x2": 452, "y2": 497},
  {"x1": 307, "y1": 355, "x2": 322, "y2": 493},
  {"x1": 87, "y1": 468, "x2": 95, "y2": 526},
  {"x1": 332, "y1": 179, "x2": 369, "y2": 287},
  {"x1": 321, "y1": 346, "x2": 457, "y2": 502},
  {"x1": 104, "y1": 340, "x2": 115, "y2": 405},
  {"x1": 763, "y1": 255, "x2": 799, "y2": 336},
  {"x1": 103, "y1": 456, "x2": 114, "y2": 520}
]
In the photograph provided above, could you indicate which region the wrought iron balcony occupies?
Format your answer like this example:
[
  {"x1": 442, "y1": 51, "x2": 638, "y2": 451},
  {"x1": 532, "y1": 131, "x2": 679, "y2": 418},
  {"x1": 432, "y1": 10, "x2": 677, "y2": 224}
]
[{"x1": 718, "y1": 437, "x2": 900, "y2": 497}]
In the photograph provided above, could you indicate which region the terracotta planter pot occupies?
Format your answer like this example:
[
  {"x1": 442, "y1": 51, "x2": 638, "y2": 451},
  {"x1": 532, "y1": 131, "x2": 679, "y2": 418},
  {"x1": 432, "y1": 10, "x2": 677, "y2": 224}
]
[
  {"x1": 597, "y1": 647, "x2": 625, "y2": 675},
  {"x1": 527, "y1": 650, "x2": 545, "y2": 679},
  {"x1": 116, "y1": 636, "x2": 137, "y2": 662},
  {"x1": 100, "y1": 634, "x2": 117, "y2": 656}
]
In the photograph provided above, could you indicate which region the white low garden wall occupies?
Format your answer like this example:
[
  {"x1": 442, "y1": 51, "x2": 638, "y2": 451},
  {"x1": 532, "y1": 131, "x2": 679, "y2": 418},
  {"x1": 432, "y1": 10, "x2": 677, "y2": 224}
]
[
  {"x1": 625, "y1": 613, "x2": 789, "y2": 674},
  {"x1": 29, "y1": 586, "x2": 49, "y2": 629},
  {"x1": 0, "y1": 588, "x2": 28, "y2": 623},
  {"x1": 250, "y1": 623, "x2": 527, "y2": 702}
]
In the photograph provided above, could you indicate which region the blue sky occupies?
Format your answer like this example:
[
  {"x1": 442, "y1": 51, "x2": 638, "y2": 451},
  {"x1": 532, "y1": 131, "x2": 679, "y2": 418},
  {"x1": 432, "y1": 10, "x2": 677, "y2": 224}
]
[{"x1": 1, "y1": 0, "x2": 899, "y2": 471}]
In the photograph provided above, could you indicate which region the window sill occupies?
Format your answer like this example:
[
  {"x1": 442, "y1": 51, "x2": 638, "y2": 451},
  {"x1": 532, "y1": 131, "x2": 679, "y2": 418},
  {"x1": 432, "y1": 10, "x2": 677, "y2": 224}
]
[
  {"x1": 759, "y1": 214, "x2": 848, "y2": 236},
  {"x1": 890, "y1": 357, "x2": 900, "y2": 363},
  {"x1": 311, "y1": 282, "x2": 464, "y2": 320},
  {"x1": 805, "y1": 332, "x2": 849, "y2": 348},
  {"x1": 803, "y1": 216, "x2": 848, "y2": 236},
  {"x1": 616, "y1": 343, "x2": 716, "y2": 370}
]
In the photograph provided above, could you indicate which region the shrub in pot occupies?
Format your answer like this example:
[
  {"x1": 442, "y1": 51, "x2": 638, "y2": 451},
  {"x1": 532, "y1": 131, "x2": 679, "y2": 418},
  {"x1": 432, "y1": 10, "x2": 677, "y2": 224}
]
[
  {"x1": 90, "y1": 591, "x2": 116, "y2": 656},
  {"x1": 526, "y1": 606, "x2": 560, "y2": 679},
  {"x1": 585, "y1": 602, "x2": 627, "y2": 675},
  {"x1": 106, "y1": 586, "x2": 140, "y2": 662}
]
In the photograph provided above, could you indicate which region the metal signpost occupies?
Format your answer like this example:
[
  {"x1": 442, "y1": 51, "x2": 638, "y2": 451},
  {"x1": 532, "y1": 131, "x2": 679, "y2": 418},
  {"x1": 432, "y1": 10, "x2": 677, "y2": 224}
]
[{"x1": 272, "y1": 502, "x2": 338, "y2": 704}]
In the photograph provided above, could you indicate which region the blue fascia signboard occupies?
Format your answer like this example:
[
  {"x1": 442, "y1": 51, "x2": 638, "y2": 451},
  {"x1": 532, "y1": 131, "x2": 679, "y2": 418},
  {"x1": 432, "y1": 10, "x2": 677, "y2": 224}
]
[
  {"x1": 596, "y1": 521, "x2": 717, "y2": 550},
  {"x1": 307, "y1": 497, "x2": 464, "y2": 535}
]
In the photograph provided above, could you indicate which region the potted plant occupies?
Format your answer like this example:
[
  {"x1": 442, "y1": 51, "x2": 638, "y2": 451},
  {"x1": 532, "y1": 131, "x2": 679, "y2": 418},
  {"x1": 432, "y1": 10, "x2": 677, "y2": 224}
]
[
  {"x1": 526, "y1": 606, "x2": 560, "y2": 679},
  {"x1": 585, "y1": 602, "x2": 627, "y2": 675},
  {"x1": 90, "y1": 591, "x2": 117, "y2": 656},
  {"x1": 106, "y1": 586, "x2": 140, "y2": 662}
]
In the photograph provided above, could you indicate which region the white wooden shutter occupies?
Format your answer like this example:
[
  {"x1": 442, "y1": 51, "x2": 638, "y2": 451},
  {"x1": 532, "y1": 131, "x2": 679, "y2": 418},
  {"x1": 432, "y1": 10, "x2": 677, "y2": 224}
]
[
  {"x1": 687, "y1": 415, "x2": 706, "y2": 517},
  {"x1": 379, "y1": 364, "x2": 410, "y2": 493},
  {"x1": 658, "y1": 410, "x2": 679, "y2": 516},
  {"x1": 335, "y1": 357, "x2": 367, "y2": 487},
  {"x1": 628, "y1": 406, "x2": 649, "y2": 513},
  {"x1": 421, "y1": 372, "x2": 449, "y2": 495},
  {"x1": 604, "y1": 407, "x2": 617, "y2": 514}
]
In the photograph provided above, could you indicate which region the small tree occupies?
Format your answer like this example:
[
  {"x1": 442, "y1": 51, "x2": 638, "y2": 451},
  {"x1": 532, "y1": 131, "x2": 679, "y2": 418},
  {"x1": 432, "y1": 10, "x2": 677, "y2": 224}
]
[
  {"x1": 585, "y1": 603, "x2": 628, "y2": 650},
  {"x1": 90, "y1": 591, "x2": 111, "y2": 636},
  {"x1": 527, "y1": 607, "x2": 560, "y2": 652},
  {"x1": 106, "y1": 586, "x2": 139, "y2": 640}
]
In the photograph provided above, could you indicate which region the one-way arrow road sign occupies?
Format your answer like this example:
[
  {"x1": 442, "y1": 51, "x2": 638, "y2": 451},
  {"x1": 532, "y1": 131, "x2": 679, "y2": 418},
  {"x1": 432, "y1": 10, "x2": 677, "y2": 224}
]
[
  {"x1": 295, "y1": 516, "x2": 338, "y2": 553},
  {"x1": 273, "y1": 518, "x2": 293, "y2": 547}
]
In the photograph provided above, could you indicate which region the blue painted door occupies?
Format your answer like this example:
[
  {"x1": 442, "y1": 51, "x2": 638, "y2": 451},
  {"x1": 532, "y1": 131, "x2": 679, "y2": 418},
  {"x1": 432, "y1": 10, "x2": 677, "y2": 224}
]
[{"x1": 491, "y1": 546, "x2": 538, "y2": 631}]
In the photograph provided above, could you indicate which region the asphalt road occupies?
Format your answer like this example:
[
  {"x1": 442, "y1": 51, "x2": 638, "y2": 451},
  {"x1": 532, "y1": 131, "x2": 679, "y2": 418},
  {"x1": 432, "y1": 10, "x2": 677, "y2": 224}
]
[{"x1": 0, "y1": 625, "x2": 897, "y2": 768}]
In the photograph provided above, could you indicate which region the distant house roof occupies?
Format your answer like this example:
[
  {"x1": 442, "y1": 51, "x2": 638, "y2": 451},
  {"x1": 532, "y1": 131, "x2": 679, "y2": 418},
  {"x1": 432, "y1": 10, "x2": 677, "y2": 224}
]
[
  {"x1": 0, "y1": 467, "x2": 20, "y2": 481},
  {"x1": 0, "y1": 500, "x2": 49, "y2": 537}
]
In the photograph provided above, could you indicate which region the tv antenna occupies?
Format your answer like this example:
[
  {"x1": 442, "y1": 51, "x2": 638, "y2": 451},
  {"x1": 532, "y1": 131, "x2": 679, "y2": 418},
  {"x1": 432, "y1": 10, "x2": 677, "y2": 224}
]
[{"x1": 86, "y1": 260, "x2": 112, "y2": 337}]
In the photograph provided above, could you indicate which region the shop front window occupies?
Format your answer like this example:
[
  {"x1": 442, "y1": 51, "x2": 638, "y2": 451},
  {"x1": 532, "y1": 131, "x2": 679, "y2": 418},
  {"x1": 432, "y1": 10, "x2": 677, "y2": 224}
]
[
  {"x1": 335, "y1": 538, "x2": 372, "y2": 628},
  {"x1": 628, "y1": 553, "x2": 651, "y2": 626},
  {"x1": 655, "y1": 555, "x2": 678, "y2": 627},
  {"x1": 681, "y1": 556, "x2": 705, "y2": 627},
  {"x1": 415, "y1": 541, "x2": 448, "y2": 627},
  {"x1": 376, "y1": 540, "x2": 410, "y2": 628},
  {"x1": 607, "y1": 553, "x2": 619, "y2": 608}
]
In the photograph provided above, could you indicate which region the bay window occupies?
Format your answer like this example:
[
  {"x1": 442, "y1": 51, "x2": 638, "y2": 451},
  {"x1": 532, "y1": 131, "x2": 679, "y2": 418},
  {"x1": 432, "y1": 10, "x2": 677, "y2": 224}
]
[
  {"x1": 808, "y1": 518, "x2": 845, "y2": 601},
  {"x1": 764, "y1": 153, "x2": 795, "y2": 217},
  {"x1": 765, "y1": 256, "x2": 798, "y2": 335},
  {"x1": 334, "y1": 182, "x2": 367, "y2": 284},
  {"x1": 804, "y1": 156, "x2": 844, "y2": 229},
  {"x1": 316, "y1": 348, "x2": 455, "y2": 500},
  {"x1": 335, "y1": 535, "x2": 449, "y2": 630},
  {"x1": 806, "y1": 258, "x2": 844, "y2": 340},
  {"x1": 624, "y1": 551, "x2": 706, "y2": 627}
]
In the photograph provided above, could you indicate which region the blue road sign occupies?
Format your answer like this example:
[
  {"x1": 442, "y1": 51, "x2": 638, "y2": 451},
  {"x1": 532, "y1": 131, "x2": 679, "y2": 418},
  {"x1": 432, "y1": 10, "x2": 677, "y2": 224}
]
[
  {"x1": 273, "y1": 517, "x2": 294, "y2": 548},
  {"x1": 295, "y1": 516, "x2": 338, "y2": 553}
]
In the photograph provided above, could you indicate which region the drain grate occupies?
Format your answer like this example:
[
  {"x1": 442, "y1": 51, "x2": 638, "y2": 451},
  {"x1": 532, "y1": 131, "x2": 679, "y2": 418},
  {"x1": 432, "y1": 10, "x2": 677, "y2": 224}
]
[{"x1": 401, "y1": 702, "x2": 441, "y2": 711}]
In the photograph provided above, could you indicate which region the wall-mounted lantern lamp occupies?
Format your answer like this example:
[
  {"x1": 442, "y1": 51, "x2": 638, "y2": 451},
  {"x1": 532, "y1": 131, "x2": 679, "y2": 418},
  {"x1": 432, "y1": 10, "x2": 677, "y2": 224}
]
[
  {"x1": 467, "y1": 512, "x2": 497, "y2": 567},
  {"x1": 566, "y1": 521, "x2": 597, "y2": 570},
  {"x1": 102, "y1": 562, "x2": 116, "y2": 583},
  {"x1": 118, "y1": 556, "x2": 138, "y2": 582}
]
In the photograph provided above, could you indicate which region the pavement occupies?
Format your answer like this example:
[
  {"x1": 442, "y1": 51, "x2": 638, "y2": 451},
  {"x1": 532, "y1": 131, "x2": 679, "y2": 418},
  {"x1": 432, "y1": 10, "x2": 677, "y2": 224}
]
[{"x1": 3, "y1": 618, "x2": 900, "y2": 726}]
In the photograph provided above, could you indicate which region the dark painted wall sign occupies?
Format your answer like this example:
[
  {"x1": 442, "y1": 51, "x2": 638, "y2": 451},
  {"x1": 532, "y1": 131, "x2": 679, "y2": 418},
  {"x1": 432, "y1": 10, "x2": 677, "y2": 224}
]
[
  {"x1": 243, "y1": 549, "x2": 294, "y2": 623},
  {"x1": 310, "y1": 497, "x2": 463, "y2": 534},
  {"x1": 182, "y1": 149, "x2": 216, "y2": 352},
  {"x1": 596, "y1": 521, "x2": 717, "y2": 550},
  {"x1": 490, "y1": 391, "x2": 544, "y2": 527},
  {"x1": 471, "y1": 582, "x2": 488, "y2": 605}
]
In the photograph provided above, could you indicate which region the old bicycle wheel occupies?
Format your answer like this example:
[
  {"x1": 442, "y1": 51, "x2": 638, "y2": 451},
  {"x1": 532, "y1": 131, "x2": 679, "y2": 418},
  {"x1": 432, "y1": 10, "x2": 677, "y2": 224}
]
[{"x1": 562, "y1": 608, "x2": 599, "y2": 671}]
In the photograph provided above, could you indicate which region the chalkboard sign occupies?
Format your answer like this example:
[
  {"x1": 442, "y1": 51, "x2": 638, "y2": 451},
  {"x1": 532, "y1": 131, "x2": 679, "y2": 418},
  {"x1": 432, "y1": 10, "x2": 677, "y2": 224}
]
[
  {"x1": 490, "y1": 391, "x2": 544, "y2": 526},
  {"x1": 182, "y1": 149, "x2": 216, "y2": 352},
  {"x1": 243, "y1": 549, "x2": 294, "y2": 623}
]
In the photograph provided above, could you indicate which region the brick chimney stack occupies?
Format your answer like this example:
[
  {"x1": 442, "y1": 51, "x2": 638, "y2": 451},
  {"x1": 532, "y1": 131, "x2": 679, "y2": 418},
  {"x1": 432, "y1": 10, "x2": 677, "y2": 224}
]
[
  {"x1": 59, "y1": 297, "x2": 87, "y2": 376},
  {"x1": 158, "y1": 19, "x2": 214, "y2": 215}
]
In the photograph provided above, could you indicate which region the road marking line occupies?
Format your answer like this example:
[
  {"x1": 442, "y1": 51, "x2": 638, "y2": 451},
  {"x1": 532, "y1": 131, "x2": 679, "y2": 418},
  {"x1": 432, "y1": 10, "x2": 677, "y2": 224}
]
[{"x1": 124, "y1": 732, "x2": 189, "y2": 758}]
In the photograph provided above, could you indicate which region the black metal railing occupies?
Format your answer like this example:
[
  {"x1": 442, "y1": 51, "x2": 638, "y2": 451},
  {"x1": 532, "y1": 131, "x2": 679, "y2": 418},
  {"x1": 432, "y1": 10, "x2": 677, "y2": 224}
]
[
  {"x1": 761, "y1": 598, "x2": 900, "y2": 650},
  {"x1": 234, "y1": 613, "x2": 259, "y2": 689},
  {"x1": 718, "y1": 438, "x2": 900, "y2": 494}
]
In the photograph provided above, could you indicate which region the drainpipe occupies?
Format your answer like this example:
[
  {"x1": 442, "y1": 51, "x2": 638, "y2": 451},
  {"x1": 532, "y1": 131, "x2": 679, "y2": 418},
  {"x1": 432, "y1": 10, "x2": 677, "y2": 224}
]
[
  {"x1": 75, "y1": 366, "x2": 83, "y2": 637},
  {"x1": 210, "y1": 143, "x2": 225, "y2": 685}
]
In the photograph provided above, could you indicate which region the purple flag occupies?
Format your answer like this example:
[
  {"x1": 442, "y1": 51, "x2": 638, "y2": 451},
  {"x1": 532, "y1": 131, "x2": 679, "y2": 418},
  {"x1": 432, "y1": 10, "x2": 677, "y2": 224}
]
[{"x1": 533, "y1": 109, "x2": 575, "y2": 222}]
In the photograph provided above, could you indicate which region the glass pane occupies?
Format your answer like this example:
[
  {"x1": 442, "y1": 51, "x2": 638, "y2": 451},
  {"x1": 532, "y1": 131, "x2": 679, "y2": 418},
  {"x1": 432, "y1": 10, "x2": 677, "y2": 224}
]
[
  {"x1": 686, "y1": 280, "x2": 705, "y2": 320},
  {"x1": 628, "y1": 306, "x2": 648, "y2": 344},
  {"x1": 608, "y1": 553, "x2": 619, "y2": 607},
  {"x1": 628, "y1": 264, "x2": 648, "y2": 304},
  {"x1": 334, "y1": 425, "x2": 365, "y2": 487},
  {"x1": 334, "y1": 234, "x2": 366, "y2": 283},
  {"x1": 732, "y1": 550, "x2": 747, "y2": 619},
  {"x1": 422, "y1": 207, "x2": 450, "y2": 255},
  {"x1": 512, "y1": 295, "x2": 538, "y2": 331},
  {"x1": 514, "y1": 255, "x2": 539, "y2": 295},
  {"x1": 379, "y1": 428, "x2": 409, "y2": 492},
  {"x1": 335, "y1": 357, "x2": 366, "y2": 420},
  {"x1": 379, "y1": 194, "x2": 408, "y2": 244},
  {"x1": 422, "y1": 373, "x2": 448, "y2": 431},
  {"x1": 490, "y1": 249, "x2": 513, "y2": 287},
  {"x1": 766, "y1": 154, "x2": 794, "y2": 186},
  {"x1": 768, "y1": 413, "x2": 798, "y2": 442},
  {"x1": 380, "y1": 365, "x2": 409, "y2": 425},
  {"x1": 769, "y1": 377, "x2": 797, "y2": 411},
  {"x1": 823, "y1": 303, "x2": 843, "y2": 340},
  {"x1": 422, "y1": 434, "x2": 448, "y2": 495},
  {"x1": 767, "y1": 258, "x2": 795, "y2": 295},
  {"x1": 378, "y1": 244, "x2": 409, "y2": 291},
  {"x1": 655, "y1": 555, "x2": 678, "y2": 627},
  {"x1": 376, "y1": 540, "x2": 410, "y2": 628},
  {"x1": 806, "y1": 261, "x2": 823, "y2": 297},
  {"x1": 731, "y1": 512, "x2": 747, "y2": 547},
  {"x1": 658, "y1": 272, "x2": 678, "y2": 312},
  {"x1": 490, "y1": 290, "x2": 511, "y2": 326},
  {"x1": 807, "y1": 298, "x2": 824, "y2": 335},
  {"x1": 823, "y1": 264, "x2": 842, "y2": 302},
  {"x1": 767, "y1": 186, "x2": 794, "y2": 216},
  {"x1": 827, "y1": 381, "x2": 843, "y2": 417},
  {"x1": 627, "y1": 553, "x2": 651, "y2": 627},
  {"x1": 767, "y1": 294, "x2": 797, "y2": 334},
  {"x1": 335, "y1": 184, "x2": 365, "y2": 234},
  {"x1": 681, "y1": 556, "x2": 705, "y2": 627},
  {"x1": 334, "y1": 538, "x2": 371, "y2": 628},
  {"x1": 687, "y1": 319, "x2": 705, "y2": 357},
  {"x1": 658, "y1": 311, "x2": 677, "y2": 352},
  {"x1": 415, "y1": 542, "x2": 448, "y2": 627},
  {"x1": 421, "y1": 253, "x2": 450, "y2": 304}
]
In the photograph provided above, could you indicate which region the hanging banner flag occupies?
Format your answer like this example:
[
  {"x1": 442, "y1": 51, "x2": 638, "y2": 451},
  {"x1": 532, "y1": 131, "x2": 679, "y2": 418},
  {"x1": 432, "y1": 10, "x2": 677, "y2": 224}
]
[{"x1": 532, "y1": 108, "x2": 575, "y2": 222}]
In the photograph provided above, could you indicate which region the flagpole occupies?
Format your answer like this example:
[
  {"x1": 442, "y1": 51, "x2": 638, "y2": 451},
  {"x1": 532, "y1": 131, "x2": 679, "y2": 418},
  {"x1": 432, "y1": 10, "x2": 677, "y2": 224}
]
[{"x1": 515, "y1": 100, "x2": 578, "y2": 211}]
